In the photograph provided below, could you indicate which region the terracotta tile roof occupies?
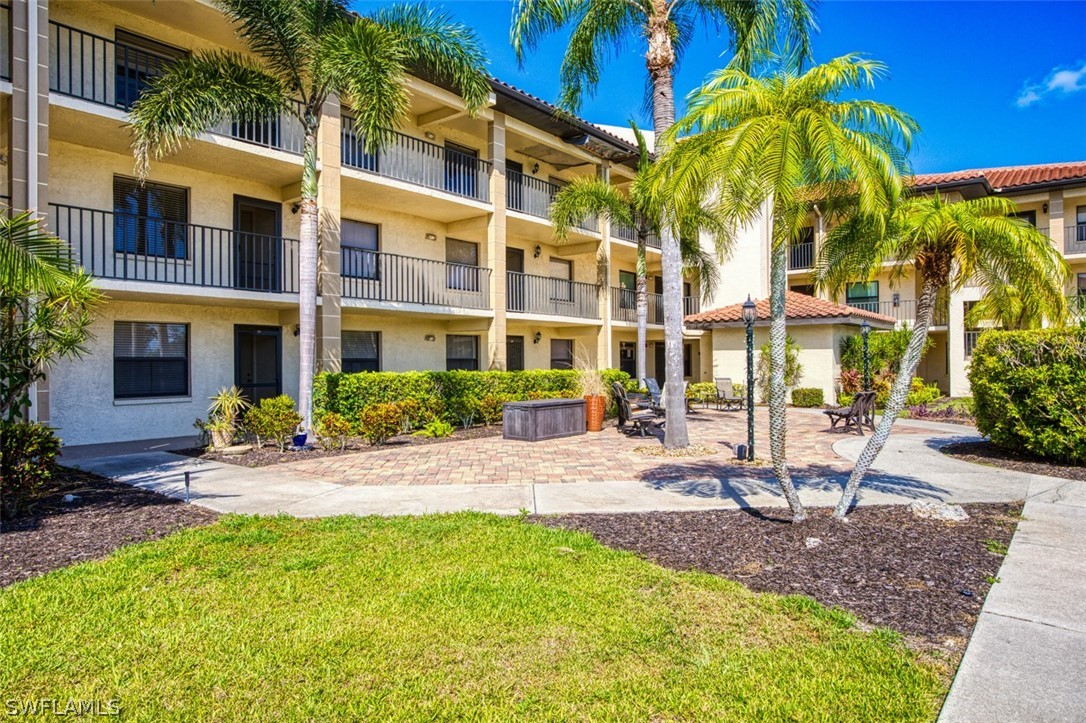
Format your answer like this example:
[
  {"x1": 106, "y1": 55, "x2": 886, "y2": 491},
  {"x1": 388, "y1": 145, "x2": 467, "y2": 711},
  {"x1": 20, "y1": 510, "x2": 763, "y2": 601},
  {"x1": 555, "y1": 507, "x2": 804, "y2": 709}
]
[
  {"x1": 910, "y1": 161, "x2": 1086, "y2": 192},
  {"x1": 685, "y1": 291, "x2": 896, "y2": 327}
]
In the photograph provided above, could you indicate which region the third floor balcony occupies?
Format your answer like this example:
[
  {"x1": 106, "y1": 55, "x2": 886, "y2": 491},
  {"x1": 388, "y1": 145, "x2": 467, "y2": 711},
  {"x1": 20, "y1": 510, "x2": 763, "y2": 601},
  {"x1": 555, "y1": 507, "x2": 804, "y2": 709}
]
[
  {"x1": 340, "y1": 246, "x2": 491, "y2": 312},
  {"x1": 611, "y1": 288, "x2": 700, "y2": 325},
  {"x1": 506, "y1": 271, "x2": 599, "y2": 320},
  {"x1": 1065, "y1": 224, "x2": 1086, "y2": 256},
  {"x1": 506, "y1": 169, "x2": 598, "y2": 234}
]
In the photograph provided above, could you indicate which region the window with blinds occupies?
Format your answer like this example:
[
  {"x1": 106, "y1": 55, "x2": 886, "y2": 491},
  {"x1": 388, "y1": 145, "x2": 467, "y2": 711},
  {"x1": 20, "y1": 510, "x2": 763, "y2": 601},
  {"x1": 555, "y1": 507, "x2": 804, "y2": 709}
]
[
  {"x1": 114, "y1": 321, "x2": 189, "y2": 399},
  {"x1": 550, "y1": 257, "x2": 574, "y2": 302},
  {"x1": 342, "y1": 331, "x2": 380, "y2": 373},
  {"x1": 446, "y1": 238, "x2": 480, "y2": 292},
  {"x1": 342, "y1": 220, "x2": 379, "y2": 280},
  {"x1": 446, "y1": 335, "x2": 479, "y2": 371},
  {"x1": 114, "y1": 29, "x2": 187, "y2": 111},
  {"x1": 550, "y1": 339, "x2": 573, "y2": 370},
  {"x1": 113, "y1": 176, "x2": 189, "y2": 259}
]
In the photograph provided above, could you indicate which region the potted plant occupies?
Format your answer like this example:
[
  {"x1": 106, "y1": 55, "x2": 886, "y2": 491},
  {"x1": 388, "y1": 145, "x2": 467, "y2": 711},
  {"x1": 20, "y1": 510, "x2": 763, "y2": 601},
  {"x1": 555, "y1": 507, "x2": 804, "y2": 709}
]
[
  {"x1": 574, "y1": 349, "x2": 608, "y2": 432},
  {"x1": 206, "y1": 386, "x2": 250, "y2": 450}
]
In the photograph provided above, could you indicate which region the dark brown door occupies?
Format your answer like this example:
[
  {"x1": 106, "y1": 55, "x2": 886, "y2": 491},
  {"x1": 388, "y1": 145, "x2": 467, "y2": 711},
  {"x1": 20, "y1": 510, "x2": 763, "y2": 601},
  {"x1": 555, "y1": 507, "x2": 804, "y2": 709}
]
[
  {"x1": 507, "y1": 247, "x2": 525, "y2": 312},
  {"x1": 235, "y1": 325, "x2": 281, "y2": 405},
  {"x1": 234, "y1": 196, "x2": 281, "y2": 291}
]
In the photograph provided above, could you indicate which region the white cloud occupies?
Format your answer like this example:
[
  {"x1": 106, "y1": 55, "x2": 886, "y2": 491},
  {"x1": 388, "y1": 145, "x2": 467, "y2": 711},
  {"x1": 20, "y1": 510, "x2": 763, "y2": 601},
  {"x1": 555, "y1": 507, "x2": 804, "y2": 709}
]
[{"x1": 1016, "y1": 62, "x2": 1086, "y2": 107}]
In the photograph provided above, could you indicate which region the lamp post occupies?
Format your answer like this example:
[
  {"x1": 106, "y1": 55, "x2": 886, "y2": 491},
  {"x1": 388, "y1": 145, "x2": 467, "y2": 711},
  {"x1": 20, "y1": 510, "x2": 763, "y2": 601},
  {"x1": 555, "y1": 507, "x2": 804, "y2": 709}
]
[
  {"x1": 861, "y1": 318, "x2": 871, "y2": 392},
  {"x1": 741, "y1": 295, "x2": 756, "y2": 461}
]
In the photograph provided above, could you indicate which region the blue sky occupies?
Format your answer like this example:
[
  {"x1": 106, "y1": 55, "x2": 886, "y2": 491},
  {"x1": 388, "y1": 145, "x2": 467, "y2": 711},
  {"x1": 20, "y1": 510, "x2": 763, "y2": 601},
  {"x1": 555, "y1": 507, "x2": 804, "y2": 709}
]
[{"x1": 355, "y1": 1, "x2": 1086, "y2": 173}]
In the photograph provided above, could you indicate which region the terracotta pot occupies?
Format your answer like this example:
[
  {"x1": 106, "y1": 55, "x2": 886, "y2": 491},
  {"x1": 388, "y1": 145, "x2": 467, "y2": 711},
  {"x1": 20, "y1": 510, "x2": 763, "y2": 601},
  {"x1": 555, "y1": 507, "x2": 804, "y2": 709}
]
[{"x1": 584, "y1": 394, "x2": 606, "y2": 432}]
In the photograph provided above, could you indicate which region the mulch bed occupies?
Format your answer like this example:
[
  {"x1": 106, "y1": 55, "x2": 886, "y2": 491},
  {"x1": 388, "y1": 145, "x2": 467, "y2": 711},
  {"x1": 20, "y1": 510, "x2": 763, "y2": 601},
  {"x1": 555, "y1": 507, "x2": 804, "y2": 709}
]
[
  {"x1": 1, "y1": 468, "x2": 218, "y2": 587},
  {"x1": 534, "y1": 503, "x2": 1020, "y2": 649},
  {"x1": 942, "y1": 440, "x2": 1086, "y2": 482},
  {"x1": 176, "y1": 425, "x2": 504, "y2": 467}
]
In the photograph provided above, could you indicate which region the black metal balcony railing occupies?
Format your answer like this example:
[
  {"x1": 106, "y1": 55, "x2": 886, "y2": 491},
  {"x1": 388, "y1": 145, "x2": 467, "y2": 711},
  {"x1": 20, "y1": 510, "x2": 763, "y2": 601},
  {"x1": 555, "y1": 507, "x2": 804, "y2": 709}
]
[
  {"x1": 340, "y1": 118, "x2": 491, "y2": 203},
  {"x1": 611, "y1": 222, "x2": 661, "y2": 249},
  {"x1": 788, "y1": 241, "x2": 815, "y2": 270},
  {"x1": 340, "y1": 247, "x2": 490, "y2": 310},
  {"x1": 50, "y1": 203, "x2": 299, "y2": 293},
  {"x1": 0, "y1": 5, "x2": 10, "y2": 82},
  {"x1": 848, "y1": 299, "x2": 949, "y2": 327},
  {"x1": 507, "y1": 271, "x2": 599, "y2": 319},
  {"x1": 1065, "y1": 224, "x2": 1086, "y2": 255},
  {"x1": 611, "y1": 288, "x2": 699, "y2": 324},
  {"x1": 48, "y1": 21, "x2": 304, "y2": 154},
  {"x1": 506, "y1": 170, "x2": 598, "y2": 233}
]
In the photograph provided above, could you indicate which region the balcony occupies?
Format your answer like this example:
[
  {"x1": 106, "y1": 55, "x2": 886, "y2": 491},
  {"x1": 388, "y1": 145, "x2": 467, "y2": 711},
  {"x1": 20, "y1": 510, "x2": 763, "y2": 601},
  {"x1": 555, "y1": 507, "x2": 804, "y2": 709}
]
[
  {"x1": 611, "y1": 288, "x2": 700, "y2": 325},
  {"x1": 506, "y1": 170, "x2": 598, "y2": 233},
  {"x1": 1065, "y1": 224, "x2": 1086, "y2": 255},
  {"x1": 507, "y1": 272, "x2": 599, "y2": 320},
  {"x1": 50, "y1": 203, "x2": 299, "y2": 293},
  {"x1": 788, "y1": 241, "x2": 815, "y2": 271},
  {"x1": 612, "y1": 222, "x2": 661, "y2": 249},
  {"x1": 340, "y1": 118, "x2": 491, "y2": 203},
  {"x1": 340, "y1": 247, "x2": 490, "y2": 310},
  {"x1": 47, "y1": 20, "x2": 304, "y2": 154},
  {"x1": 848, "y1": 299, "x2": 949, "y2": 327}
]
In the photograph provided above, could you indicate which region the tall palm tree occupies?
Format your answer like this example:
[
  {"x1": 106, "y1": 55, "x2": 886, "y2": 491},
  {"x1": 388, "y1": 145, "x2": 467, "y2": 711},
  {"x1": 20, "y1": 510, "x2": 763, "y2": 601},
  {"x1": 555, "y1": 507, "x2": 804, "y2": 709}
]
[
  {"x1": 512, "y1": 0, "x2": 816, "y2": 449},
  {"x1": 654, "y1": 54, "x2": 917, "y2": 522},
  {"x1": 819, "y1": 193, "x2": 1070, "y2": 518},
  {"x1": 128, "y1": 0, "x2": 490, "y2": 430},
  {"x1": 550, "y1": 123, "x2": 727, "y2": 385}
]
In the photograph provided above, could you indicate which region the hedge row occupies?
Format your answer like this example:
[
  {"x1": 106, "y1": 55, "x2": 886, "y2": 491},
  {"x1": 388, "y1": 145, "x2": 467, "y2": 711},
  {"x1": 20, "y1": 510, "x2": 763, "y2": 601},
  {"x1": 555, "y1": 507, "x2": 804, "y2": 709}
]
[
  {"x1": 970, "y1": 329, "x2": 1086, "y2": 463},
  {"x1": 314, "y1": 369, "x2": 635, "y2": 424}
]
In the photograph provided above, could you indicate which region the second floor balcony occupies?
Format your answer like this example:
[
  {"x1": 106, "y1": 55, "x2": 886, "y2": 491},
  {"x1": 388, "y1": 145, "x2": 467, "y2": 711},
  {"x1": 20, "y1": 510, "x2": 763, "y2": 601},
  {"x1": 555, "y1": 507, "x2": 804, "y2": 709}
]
[
  {"x1": 611, "y1": 288, "x2": 700, "y2": 325},
  {"x1": 788, "y1": 241, "x2": 815, "y2": 270},
  {"x1": 50, "y1": 203, "x2": 299, "y2": 293},
  {"x1": 848, "y1": 298, "x2": 949, "y2": 327},
  {"x1": 612, "y1": 222, "x2": 661, "y2": 249},
  {"x1": 507, "y1": 272, "x2": 599, "y2": 320},
  {"x1": 340, "y1": 247, "x2": 490, "y2": 310},
  {"x1": 1065, "y1": 224, "x2": 1086, "y2": 255},
  {"x1": 506, "y1": 170, "x2": 598, "y2": 233}
]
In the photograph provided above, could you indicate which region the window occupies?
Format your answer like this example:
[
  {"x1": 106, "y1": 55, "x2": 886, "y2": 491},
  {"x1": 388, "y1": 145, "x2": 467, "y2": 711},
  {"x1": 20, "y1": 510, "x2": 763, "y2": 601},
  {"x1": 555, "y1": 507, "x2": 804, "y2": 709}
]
[
  {"x1": 618, "y1": 270, "x2": 636, "y2": 290},
  {"x1": 1012, "y1": 210, "x2": 1037, "y2": 227},
  {"x1": 446, "y1": 335, "x2": 479, "y2": 371},
  {"x1": 113, "y1": 176, "x2": 188, "y2": 259},
  {"x1": 446, "y1": 238, "x2": 480, "y2": 292},
  {"x1": 1075, "y1": 206, "x2": 1086, "y2": 248},
  {"x1": 506, "y1": 160, "x2": 524, "y2": 211},
  {"x1": 617, "y1": 270, "x2": 636, "y2": 312},
  {"x1": 114, "y1": 30, "x2": 186, "y2": 111},
  {"x1": 342, "y1": 331, "x2": 379, "y2": 373},
  {"x1": 342, "y1": 220, "x2": 379, "y2": 280},
  {"x1": 114, "y1": 321, "x2": 189, "y2": 399},
  {"x1": 445, "y1": 142, "x2": 478, "y2": 197},
  {"x1": 846, "y1": 281, "x2": 879, "y2": 309},
  {"x1": 550, "y1": 339, "x2": 574, "y2": 369},
  {"x1": 341, "y1": 118, "x2": 378, "y2": 172},
  {"x1": 791, "y1": 284, "x2": 815, "y2": 296},
  {"x1": 507, "y1": 336, "x2": 525, "y2": 372},
  {"x1": 1078, "y1": 273, "x2": 1086, "y2": 296},
  {"x1": 619, "y1": 341, "x2": 636, "y2": 378},
  {"x1": 550, "y1": 257, "x2": 574, "y2": 303}
]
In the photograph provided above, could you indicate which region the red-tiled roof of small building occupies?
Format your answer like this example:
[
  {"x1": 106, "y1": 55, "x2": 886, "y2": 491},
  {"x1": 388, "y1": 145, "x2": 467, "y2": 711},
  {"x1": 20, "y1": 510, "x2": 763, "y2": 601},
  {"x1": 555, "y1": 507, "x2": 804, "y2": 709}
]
[
  {"x1": 685, "y1": 291, "x2": 896, "y2": 327},
  {"x1": 910, "y1": 161, "x2": 1086, "y2": 192}
]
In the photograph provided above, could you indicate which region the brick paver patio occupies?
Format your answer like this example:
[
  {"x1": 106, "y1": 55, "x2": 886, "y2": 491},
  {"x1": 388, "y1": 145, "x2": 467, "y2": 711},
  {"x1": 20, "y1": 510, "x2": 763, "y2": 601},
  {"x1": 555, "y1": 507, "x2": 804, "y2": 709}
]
[{"x1": 283, "y1": 408, "x2": 931, "y2": 487}]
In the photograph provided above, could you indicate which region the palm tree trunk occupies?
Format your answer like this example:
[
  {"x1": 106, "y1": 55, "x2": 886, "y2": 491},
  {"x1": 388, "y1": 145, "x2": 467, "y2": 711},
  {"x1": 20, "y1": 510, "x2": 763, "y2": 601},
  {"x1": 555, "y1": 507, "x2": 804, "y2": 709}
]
[
  {"x1": 635, "y1": 237, "x2": 648, "y2": 386},
  {"x1": 769, "y1": 229, "x2": 806, "y2": 521},
  {"x1": 833, "y1": 276, "x2": 940, "y2": 518},
  {"x1": 296, "y1": 131, "x2": 319, "y2": 432}
]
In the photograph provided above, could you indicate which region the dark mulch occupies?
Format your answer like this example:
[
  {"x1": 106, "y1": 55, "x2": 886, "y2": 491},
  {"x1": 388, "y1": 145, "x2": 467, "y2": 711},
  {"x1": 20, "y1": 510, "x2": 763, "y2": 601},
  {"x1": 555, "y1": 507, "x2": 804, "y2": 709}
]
[
  {"x1": 942, "y1": 440, "x2": 1086, "y2": 482},
  {"x1": 1, "y1": 468, "x2": 218, "y2": 587},
  {"x1": 176, "y1": 425, "x2": 504, "y2": 467},
  {"x1": 534, "y1": 503, "x2": 1020, "y2": 647}
]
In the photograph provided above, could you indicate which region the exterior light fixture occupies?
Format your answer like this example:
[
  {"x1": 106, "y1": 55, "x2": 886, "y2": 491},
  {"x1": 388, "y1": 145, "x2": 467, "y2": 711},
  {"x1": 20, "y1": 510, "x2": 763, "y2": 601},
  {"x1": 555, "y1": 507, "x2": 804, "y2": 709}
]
[
  {"x1": 424, "y1": 131, "x2": 436, "y2": 140},
  {"x1": 424, "y1": 334, "x2": 436, "y2": 342},
  {"x1": 860, "y1": 318, "x2": 871, "y2": 392},
  {"x1": 533, "y1": 244, "x2": 542, "y2": 258},
  {"x1": 533, "y1": 331, "x2": 542, "y2": 344},
  {"x1": 531, "y1": 162, "x2": 540, "y2": 174},
  {"x1": 425, "y1": 232, "x2": 438, "y2": 241},
  {"x1": 741, "y1": 295, "x2": 756, "y2": 461}
]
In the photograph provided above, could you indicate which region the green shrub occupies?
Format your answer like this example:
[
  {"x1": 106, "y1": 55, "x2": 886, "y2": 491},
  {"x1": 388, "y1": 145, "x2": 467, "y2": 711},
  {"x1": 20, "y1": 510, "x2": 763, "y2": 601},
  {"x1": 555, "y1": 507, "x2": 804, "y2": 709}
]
[
  {"x1": 840, "y1": 325, "x2": 934, "y2": 376},
  {"x1": 314, "y1": 412, "x2": 353, "y2": 451},
  {"x1": 244, "y1": 395, "x2": 303, "y2": 451},
  {"x1": 970, "y1": 329, "x2": 1086, "y2": 463},
  {"x1": 0, "y1": 422, "x2": 62, "y2": 519},
  {"x1": 359, "y1": 403, "x2": 403, "y2": 446},
  {"x1": 478, "y1": 393, "x2": 511, "y2": 427},
  {"x1": 687, "y1": 381, "x2": 717, "y2": 404},
  {"x1": 837, "y1": 392, "x2": 854, "y2": 407},
  {"x1": 791, "y1": 388, "x2": 824, "y2": 407},
  {"x1": 755, "y1": 336, "x2": 803, "y2": 403},
  {"x1": 905, "y1": 378, "x2": 942, "y2": 406},
  {"x1": 414, "y1": 419, "x2": 454, "y2": 438},
  {"x1": 446, "y1": 396, "x2": 478, "y2": 428}
]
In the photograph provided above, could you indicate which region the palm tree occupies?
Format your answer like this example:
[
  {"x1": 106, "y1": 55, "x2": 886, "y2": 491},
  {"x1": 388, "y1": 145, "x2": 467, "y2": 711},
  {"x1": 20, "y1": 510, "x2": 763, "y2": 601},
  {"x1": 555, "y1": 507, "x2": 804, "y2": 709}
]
[
  {"x1": 819, "y1": 193, "x2": 1069, "y2": 518},
  {"x1": 511, "y1": 0, "x2": 815, "y2": 449},
  {"x1": 550, "y1": 123, "x2": 728, "y2": 385},
  {"x1": 128, "y1": 0, "x2": 490, "y2": 430},
  {"x1": 654, "y1": 54, "x2": 917, "y2": 522}
]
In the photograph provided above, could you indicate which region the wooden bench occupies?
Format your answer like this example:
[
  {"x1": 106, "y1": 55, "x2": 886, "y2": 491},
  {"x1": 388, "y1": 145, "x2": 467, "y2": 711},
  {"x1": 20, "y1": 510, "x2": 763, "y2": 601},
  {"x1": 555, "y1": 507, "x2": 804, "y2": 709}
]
[{"x1": 824, "y1": 391, "x2": 876, "y2": 435}]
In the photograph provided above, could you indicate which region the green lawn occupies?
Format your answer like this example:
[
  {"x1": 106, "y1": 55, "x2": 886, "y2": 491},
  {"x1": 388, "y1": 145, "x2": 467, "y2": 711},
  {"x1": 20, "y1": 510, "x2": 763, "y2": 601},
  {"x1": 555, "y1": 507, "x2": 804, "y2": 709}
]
[{"x1": 1, "y1": 513, "x2": 943, "y2": 721}]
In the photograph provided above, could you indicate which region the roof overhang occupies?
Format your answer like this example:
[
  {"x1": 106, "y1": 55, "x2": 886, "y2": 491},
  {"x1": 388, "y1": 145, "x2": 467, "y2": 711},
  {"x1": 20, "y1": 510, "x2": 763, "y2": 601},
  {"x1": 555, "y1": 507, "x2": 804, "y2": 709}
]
[{"x1": 686, "y1": 315, "x2": 896, "y2": 331}]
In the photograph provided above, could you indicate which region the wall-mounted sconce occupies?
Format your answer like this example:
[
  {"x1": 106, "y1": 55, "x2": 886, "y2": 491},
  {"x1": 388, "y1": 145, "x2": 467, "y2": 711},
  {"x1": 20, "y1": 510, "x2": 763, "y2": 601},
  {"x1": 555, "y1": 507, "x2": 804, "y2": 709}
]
[
  {"x1": 533, "y1": 331, "x2": 542, "y2": 344},
  {"x1": 892, "y1": 292, "x2": 900, "y2": 307},
  {"x1": 293, "y1": 325, "x2": 300, "y2": 337},
  {"x1": 291, "y1": 202, "x2": 300, "y2": 215},
  {"x1": 424, "y1": 131, "x2": 436, "y2": 140},
  {"x1": 425, "y1": 232, "x2": 438, "y2": 241},
  {"x1": 1043, "y1": 202, "x2": 1049, "y2": 213},
  {"x1": 533, "y1": 244, "x2": 542, "y2": 258},
  {"x1": 531, "y1": 162, "x2": 540, "y2": 174},
  {"x1": 424, "y1": 334, "x2": 436, "y2": 342}
]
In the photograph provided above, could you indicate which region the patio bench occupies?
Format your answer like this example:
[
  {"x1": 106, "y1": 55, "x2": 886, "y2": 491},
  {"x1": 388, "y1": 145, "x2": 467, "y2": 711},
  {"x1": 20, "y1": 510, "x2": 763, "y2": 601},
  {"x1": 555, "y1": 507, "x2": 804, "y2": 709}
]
[{"x1": 824, "y1": 391, "x2": 876, "y2": 435}]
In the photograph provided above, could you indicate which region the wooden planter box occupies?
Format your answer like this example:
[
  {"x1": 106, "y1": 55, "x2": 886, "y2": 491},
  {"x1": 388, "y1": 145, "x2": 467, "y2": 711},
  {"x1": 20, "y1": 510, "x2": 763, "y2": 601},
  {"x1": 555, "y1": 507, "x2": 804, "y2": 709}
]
[{"x1": 502, "y1": 398, "x2": 586, "y2": 442}]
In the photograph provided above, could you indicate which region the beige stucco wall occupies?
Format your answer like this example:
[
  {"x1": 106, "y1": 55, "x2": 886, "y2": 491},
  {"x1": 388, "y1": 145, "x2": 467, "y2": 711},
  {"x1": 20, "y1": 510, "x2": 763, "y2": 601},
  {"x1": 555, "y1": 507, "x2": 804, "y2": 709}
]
[
  {"x1": 710, "y1": 323, "x2": 841, "y2": 404},
  {"x1": 50, "y1": 300, "x2": 300, "y2": 446}
]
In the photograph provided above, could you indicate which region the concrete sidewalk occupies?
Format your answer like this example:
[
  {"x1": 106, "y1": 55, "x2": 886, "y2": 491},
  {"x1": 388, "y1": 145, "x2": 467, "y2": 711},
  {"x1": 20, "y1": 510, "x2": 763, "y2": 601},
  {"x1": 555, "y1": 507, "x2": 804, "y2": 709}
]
[{"x1": 938, "y1": 474, "x2": 1086, "y2": 723}]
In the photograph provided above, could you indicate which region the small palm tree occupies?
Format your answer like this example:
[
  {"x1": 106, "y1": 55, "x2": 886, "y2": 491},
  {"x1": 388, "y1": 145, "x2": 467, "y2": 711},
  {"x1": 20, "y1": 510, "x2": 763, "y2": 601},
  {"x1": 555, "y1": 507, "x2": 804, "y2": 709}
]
[
  {"x1": 512, "y1": 0, "x2": 815, "y2": 450},
  {"x1": 550, "y1": 123, "x2": 728, "y2": 386},
  {"x1": 128, "y1": 0, "x2": 490, "y2": 430},
  {"x1": 819, "y1": 193, "x2": 1070, "y2": 518},
  {"x1": 655, "y1": 54, "x2": 918, "y2": 522}
]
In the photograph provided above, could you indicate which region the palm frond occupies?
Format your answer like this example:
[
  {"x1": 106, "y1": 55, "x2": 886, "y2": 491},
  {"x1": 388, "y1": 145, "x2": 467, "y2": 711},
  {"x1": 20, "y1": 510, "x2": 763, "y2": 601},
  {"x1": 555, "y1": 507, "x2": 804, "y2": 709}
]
[
  {"x1": 0, "y1": 210, "x2": 78, "y2": 296},
  {"x1": 550, "y1": 178, "x2": 634, "y2": 242}
]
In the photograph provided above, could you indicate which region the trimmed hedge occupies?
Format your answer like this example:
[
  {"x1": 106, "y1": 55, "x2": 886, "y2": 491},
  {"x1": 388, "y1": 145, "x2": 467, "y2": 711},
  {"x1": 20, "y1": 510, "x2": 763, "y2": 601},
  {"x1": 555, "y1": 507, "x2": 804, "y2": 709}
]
[
  {"x1": 791, "y1": 388, "x2": 824, "y2": 408},
  {"x1": 314, "y1": 369, "x2": 635, "y2": 425},
  {"x1": 970, "y1": 329, "x2": 1086, "y2": 463}
]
